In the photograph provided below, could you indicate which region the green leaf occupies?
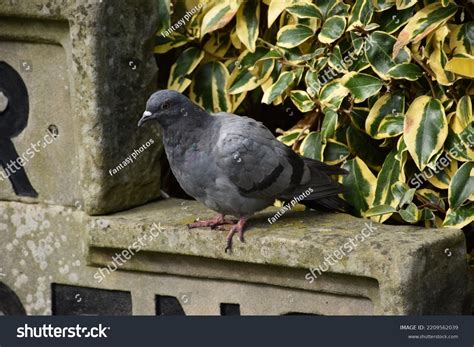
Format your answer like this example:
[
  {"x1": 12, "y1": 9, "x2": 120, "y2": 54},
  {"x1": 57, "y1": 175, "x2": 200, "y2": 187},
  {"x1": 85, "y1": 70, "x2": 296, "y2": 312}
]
[
  {"x1": 443, "y1": 203, "x2": 474, "y2": 228},
  {"x1": 318, "y1": 16, "x2": 346, "y2": 44},
  {"x1": 449, "y1": 162, "x2": 474, "y2": 210},
  {"x1": 364, "y1": 204, "x2": 398, "y2": 217},
  {"x1": 290, "y1": 90, "x2": 316, "y2": 112},
  {"x1": 342, "y1": 157, "x2": 377, "y2": 217},
  {"x1": 324, "y1": 140, "x2": 350, "y2": 164},
  {"x1": 399, "y1": 187, "x2": 416, "y2": 208},
  {"x1": 277, "y1": 24, "x2": 314, "y2": 48},
  {"x1": 301, "y1": 131, "x2": 324, "y2": 161},
  {"x1": 379, "y1": 7, "x2": 414, "y2": 34},
  {"x1": 167, "y1": 47, "x2": 205, "y2": 93},
  {"x1": 341, "y1": 72, "x2": 383, "y2": 103},
  {"x1": 350, "y1": 107, "x2": 369, "y2": 131},
  {"x1": 321, "y1": 108, "x2": 338, "y2": 139},
  {"x1": 365, "y1": 91, "x2": 405, "y2": 139},
  {"x1": 373, "y1": 150, "x2": 405, "y2": 222},
  {"x1": 387, "y1": 63, "x2": 423, "y2": 80},
  {"x1": 262, "y1": 71, "x2": 296, "y2": 104},
  {"x1": 156, "y1": 0, "x2": 171, "y2": 33},
  {"x1": 347, "y1": 125, "x2": 386, "y2": 170},
  {"x1": 190, "y1": 61, "x2": 231, "y2": 113},
  {"x1": 404, "y1": 96, "x2": 448, "y2": 171},
  {"x1": 365, "y1": 31, "x2": 411, "y2": 79},
  {"x1": 399, "y1": 203, "x2": 420, "y2": 223},
  {"x1": 236, "y1": 0, "x2": 260, "y2": 52},
  {"x1": 286, "y1": 3, "x2": 323, "y2": 19}
]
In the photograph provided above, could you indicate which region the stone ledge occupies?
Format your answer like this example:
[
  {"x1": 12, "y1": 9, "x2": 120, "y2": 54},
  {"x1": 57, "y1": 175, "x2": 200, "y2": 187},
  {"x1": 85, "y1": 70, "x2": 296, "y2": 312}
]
[{"x1": 88, "y1": 198, "x2": 471, "y2": 314}]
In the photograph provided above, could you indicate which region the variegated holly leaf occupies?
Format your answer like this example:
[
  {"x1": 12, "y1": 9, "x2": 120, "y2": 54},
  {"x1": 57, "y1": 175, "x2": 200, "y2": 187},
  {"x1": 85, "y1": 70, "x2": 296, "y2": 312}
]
[
  {"x1": 290, "y1": 90, "x2": 316, "y2": 112},
  {"x1": 399, "y1": 203, "x2": 420, "y2": 223},
  {"x1": 154, "y1": 32, "x2": 189, "y2": 54},
  {"x1": 445, "y1": 128, "x2": 474, "y2": 162},
  {"x1": 372, "y1": 150, "x2": 405, "y2": 222},
  {"x1": 448, "y1": 162, "x2": 474, "y2": 210},
  {"x1": 393, "y1": 2, "x2": 458, "y2": 57},
  {"x1": 236, "y1": 0, "x2": 260, "y2": 52},
  {"x1": 379, "y1": 7, "x2": 414, "y2": 34},
  {"x1": 426, "y1": 26, "x2": 457, "y2": 85},
  {"x1": 324, "y1": 140, "x2": 350, "y2": 164},
  {"x1": 227, "y1": 48, "x2": 269, "y2": 94},
  {"x1": 396, "y1": 0, "x2": 416, "y2": 10},
  {"x1": 278, "y1": 128, "x2": 309, "y2": 147},
  {"x1": 286, "y1": 2, "x2": 323, "y2": 20},
  {"x1": 277, "y1": 24, "x2": 314, "y2": 48},
  {"x1": 365, "y1": 31, "x2": 411, "y2": 80},
  {"x1": 387, "y1": 63, "x2": 423, "y2": 80},
  {"x1": 404, "y1": 96, "x2": 448, "y2": 171},
  {"x1": 201, "y1": 0, "x2": 242, "y2": 37},
  {"x1": 305, "y1": 70, "x2": 321, "y2": 97},
  {"x1": 341, "y1": 72, "x2": 383, "y2": 103},
  {"x1": 318, "y1": 16, "x2": 346, "y2": 44},
  {"x1": 366, "y1": 92, "x2": 405, "y2": 139},
  {"x1": 364, "y1": 205, "x2": 398, "y2": 218},
  {"x1": 262, "y1": 71, "x2": 296, "y2": 104},
  {"x1": 451, "y1": 95, "x2": 473, "y2": 133},
  {"x1": 190, "y1": 61, "x2": 231, "y2": 112},
  {"x1": 342, "y1": 157, "x2": 377, "y2": 217},
  {"x1": 445, "y1": 54, "x2": 474, "y2": 78},
  {"x1": 321, "y1": 108, "x2": 338, "y2": 139},
  {"x1": 350, "y1": 107, "x2": 369, "y2": 131},
  {"x1": 168, "y1": 47, "x2": 205, "y2": 92},
  {"x1": 300, "y1": 131, "x2": 324, "y2": 160},
  {"x1": 347, "y1": 125, "x2": 387, "y2": 170},
  {"x1": 444, "y1": 203, "x2": 474, "y2": 228},
  {"x1": 449, "y1": 22, "x2": 474, "y2": 56},
  {"x1": 319, "y1": 80, "x2": 350, "y2": 110},
  {"x1": 347, "y1": 0, "x2": 374, "y2": 31}
]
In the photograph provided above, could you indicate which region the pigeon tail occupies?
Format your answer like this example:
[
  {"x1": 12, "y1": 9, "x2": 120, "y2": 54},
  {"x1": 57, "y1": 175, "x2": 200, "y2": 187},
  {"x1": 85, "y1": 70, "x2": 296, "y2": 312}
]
[{"x1": 302, "y1": 195, "x2": 348, "y2": 212}]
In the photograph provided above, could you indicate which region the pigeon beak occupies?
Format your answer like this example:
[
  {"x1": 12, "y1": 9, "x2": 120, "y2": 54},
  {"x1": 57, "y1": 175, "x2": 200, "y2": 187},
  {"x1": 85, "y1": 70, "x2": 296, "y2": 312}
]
[{"x1": 138, "y1": 111, "x2": 153, "y2": 127}]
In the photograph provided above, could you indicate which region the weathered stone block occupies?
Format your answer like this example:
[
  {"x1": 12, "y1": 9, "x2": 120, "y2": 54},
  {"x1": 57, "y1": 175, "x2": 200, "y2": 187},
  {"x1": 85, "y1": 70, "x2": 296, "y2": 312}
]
[
  {"x1": 0, "y1": 0, "x2": 163, "y2": 214},
  {"x1": 87, "y1": 199, "x2": 471, "y2": 315},
  {"x1": 0, "y1": 199, "x2": 471, "y2": 315}
]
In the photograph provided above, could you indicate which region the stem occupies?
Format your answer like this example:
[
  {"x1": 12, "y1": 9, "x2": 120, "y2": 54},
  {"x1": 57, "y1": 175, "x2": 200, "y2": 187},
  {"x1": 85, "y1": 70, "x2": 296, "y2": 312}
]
[{"x1": 411, "y1": 54, "x2": 437, "y2": 97}]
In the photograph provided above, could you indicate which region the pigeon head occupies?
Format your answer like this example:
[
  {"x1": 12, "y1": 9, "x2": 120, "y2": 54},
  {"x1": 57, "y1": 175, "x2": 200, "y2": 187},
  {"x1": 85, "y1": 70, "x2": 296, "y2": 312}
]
[{"x1": 138, "y1": 89, "x2": 197, "y2": 128}]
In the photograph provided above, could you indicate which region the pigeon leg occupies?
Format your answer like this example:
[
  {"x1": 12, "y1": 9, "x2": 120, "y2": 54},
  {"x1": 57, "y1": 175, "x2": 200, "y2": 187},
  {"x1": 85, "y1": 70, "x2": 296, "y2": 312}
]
[
  {"x1": 187, "y1": 214, "x2": 236, "y2": 229},
  {"x1": 225, "y1": 217, "x2": 248, "y2": 253}
]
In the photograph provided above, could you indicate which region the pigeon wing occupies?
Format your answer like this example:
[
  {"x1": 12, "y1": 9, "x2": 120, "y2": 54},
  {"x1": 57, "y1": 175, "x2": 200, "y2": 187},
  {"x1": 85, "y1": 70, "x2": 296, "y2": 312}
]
[{"x1": 214, "y1": 114, "x2": 308, "y2": 199}]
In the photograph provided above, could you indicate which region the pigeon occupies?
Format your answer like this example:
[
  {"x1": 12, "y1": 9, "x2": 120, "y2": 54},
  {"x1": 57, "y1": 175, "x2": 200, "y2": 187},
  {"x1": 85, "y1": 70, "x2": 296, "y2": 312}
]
[{"x1": 138, "y1": 90, "x2": 347, "y2": 252}]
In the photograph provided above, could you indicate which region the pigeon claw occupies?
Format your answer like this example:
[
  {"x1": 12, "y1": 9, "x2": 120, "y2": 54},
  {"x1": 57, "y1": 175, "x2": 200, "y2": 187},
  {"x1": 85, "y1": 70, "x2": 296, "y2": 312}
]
[{"x1": 223, "y1": 217, "x2": 248, "y2": 253}]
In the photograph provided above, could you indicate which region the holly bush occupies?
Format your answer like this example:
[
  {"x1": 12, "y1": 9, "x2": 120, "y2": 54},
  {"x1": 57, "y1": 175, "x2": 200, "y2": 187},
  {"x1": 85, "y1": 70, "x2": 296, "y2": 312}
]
[{"x1": 154, "y1": 0, "x2": 473, "y2": 230}]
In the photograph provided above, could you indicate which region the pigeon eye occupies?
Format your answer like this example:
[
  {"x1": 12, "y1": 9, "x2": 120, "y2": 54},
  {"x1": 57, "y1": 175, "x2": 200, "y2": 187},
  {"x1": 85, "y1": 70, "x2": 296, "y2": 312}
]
[{"x1": 162, "y1": 102, "x2": 170, "y2": 110}]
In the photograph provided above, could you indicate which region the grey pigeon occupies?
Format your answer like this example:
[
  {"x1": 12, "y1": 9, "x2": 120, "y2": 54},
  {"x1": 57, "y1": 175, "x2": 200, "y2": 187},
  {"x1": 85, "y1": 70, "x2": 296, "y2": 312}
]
[{"x1": 138, "y1": 90, "x2": 347, "y2": 251}]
